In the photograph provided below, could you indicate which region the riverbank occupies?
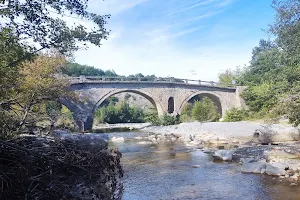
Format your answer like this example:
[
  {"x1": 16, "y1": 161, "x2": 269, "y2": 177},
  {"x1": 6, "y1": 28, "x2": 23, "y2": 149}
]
[
  {"x1": 139, "y1": 121, "x2": 300, "y2": 184},
  {"x1": 141, "y1": 121, "x2": 300, "y2": 144},
  {"x1": 0, "y1": 132, "x2": 123, "y2": 200},
  {"x1": 93, "y1": 123, "x2": 151, "y2": 132}
]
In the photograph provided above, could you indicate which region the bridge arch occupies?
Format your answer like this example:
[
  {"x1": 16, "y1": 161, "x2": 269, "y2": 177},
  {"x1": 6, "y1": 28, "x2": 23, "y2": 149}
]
[
  {"x1": 58, "y1": 98, "x2": 94, "y2": 131},
  {"x1": 179, "y1": 92, "x2": 223, "y2": 117},
  {"x1": 93, "y1": 89, "x2": 164, "y2": 117}
]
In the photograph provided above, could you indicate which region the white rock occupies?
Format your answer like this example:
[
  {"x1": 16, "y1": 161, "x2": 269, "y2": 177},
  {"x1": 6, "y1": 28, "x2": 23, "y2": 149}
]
[
  {"x1": 241, "y1": 160, "x2": 267, "y2": 174},
  {"x1": 290, "y1": 183, "x2": 298, "y2": 187},
  {"x1": 137, "y1": 141, "x2": 152, "y2": 145},
  {"x1": 266, "y1": 162, "x2": 289, "y2": 176},
  {"x1": 213, "y1": 150, "x2": 233, "y2": 161},
  {"x1": 290, "y1": 174, "x2": 299, "y2": 180},
  {"x1": 111, "y1": 137, "x2": 125, "y2": 142},
  {"x1": 134, "y1": 136, "x2": 143, "y2": 140}
]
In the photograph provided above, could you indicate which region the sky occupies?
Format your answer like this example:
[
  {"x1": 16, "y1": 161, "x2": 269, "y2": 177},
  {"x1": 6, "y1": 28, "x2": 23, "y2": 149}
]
[{"x1": 74, "y1": 0, "x2": 275, "y2": 81}]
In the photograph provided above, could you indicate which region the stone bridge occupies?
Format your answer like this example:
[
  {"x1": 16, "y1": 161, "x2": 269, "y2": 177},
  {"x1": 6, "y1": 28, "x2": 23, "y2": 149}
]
[{"x1": 60, "y1": 76, "x2": 246, "y2": 131}]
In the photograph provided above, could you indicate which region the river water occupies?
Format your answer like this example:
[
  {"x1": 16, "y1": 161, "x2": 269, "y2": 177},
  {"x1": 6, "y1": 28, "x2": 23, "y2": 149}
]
[{"x1": 107, "y1": 131, "x2": 300, "y2": 200}]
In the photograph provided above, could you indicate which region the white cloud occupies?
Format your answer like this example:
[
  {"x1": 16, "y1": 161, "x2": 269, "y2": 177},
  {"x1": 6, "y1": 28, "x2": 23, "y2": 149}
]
[{"x1": 73, "y1": 0, "x2": 270, "y2": 81}]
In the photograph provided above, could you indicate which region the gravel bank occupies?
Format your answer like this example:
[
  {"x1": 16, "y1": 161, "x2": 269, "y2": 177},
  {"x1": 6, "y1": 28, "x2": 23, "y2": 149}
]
[{"x1": 141, "y1": 121, "x2": 300, "y2": 144}]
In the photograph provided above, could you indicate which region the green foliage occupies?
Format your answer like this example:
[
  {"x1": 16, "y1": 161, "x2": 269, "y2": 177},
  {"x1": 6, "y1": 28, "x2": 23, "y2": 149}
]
[
  {"x1": 55, "y1": 105, "x2": 75, "y2": 131},
  {"x1": 223, "y1": 108, "x2": 248, "y2": 122},
  {"x1": 61, "y1": 63, "x2": 119, "y2": 77},
  {"x1": 94, "y1": 101, "x2": 145, "y2": 124},
  {"x1": 180, "y1": 103, "x2": 194, "y2": 122},
  {"x1": 0, "y1": 28, "x2": 30, "y2": 99},
  {"x1": 269, "y1": 0, "x2": 300, "y2": 63},
  {"x1": 192, "y1": 97, "x2": 220, "y2": 122},
  {"x1": 144, "y1": 109, "x2": 160, "y2": 125},
  {"x1": 1, "y1": 0, "x2": 110, "y2": 56},
  {"x1": 179, "y1": 97, "x2": 220, "y2": 122},
  {"x1": 160, "y1": 114, "x2": 180, "y2": 126},
  {"x1": 62, "y1": 63, "x2": 105, "y2": 76},
  {"x1": 218, "y1": 69, "x2": 236, "y2": 86},
  {"x1": 241, "y1": 83, "x2": 277, "y2": 112},
  {"x1": 221, "y1": 0, "x2": 300, "y2": 126}
]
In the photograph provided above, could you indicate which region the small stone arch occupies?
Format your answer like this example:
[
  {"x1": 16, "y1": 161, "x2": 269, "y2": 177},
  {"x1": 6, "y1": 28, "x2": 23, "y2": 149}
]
[
  {"x1": 179, "y1": 92, "x2": 223, "y2": 117},
  {"x1": 93, "y1": 89, "x2": 164, "y2": 117}
]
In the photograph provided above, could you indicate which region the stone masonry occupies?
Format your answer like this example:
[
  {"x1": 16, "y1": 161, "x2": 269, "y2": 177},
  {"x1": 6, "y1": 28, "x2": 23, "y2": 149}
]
[{"x1": 60, "y1": 80, "x2": 246, "y2": 132}]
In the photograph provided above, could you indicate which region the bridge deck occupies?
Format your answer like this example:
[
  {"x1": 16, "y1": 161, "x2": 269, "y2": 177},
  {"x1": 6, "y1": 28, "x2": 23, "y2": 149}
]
[{"x1": 66, "y1": 76, "x2": 236, "y2": 89}]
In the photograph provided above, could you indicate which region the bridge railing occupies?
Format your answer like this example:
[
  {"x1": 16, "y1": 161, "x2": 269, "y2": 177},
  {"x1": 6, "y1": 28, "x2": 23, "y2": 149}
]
[{"x1": 66, "y1": 76, "x2": 235, "y2": 87}]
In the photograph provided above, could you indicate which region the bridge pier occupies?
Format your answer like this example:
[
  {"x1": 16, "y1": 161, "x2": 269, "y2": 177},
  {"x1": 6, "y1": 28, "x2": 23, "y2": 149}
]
[{"x1": 74, "y1": 115, "x2": 94, "y2": 132}]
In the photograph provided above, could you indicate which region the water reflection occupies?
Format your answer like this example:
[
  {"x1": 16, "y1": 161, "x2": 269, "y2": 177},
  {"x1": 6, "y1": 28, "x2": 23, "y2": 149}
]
[{"x1": 106, "y1": 131, "x2": 300, "y2": 200}]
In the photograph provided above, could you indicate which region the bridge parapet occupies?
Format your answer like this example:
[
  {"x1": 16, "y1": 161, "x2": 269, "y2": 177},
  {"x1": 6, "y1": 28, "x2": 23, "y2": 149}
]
[{"x1": 66, "y1": 76, "x2": 236, "y2": 88}]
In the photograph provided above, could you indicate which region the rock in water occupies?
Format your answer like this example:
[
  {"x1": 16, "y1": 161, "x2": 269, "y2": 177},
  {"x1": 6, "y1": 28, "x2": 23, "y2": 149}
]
[
  {"x1": 213, "y1": 150, "x2": 233, "y2": 161},
  {"x1": 241, "y1": 160, "x2": 267, "y2": 174},
  {"x1": 266, "y1": 162, "x2": 289, "y2": 176},
  {"x1": 169, "y1": 148, "x2": 176, "y2": 156}
]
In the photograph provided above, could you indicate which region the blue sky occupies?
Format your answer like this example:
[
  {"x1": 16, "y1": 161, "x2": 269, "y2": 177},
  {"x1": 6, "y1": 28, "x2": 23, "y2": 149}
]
[{"x1": 74, "y1": 0, "x2": 275, "y2": 81}]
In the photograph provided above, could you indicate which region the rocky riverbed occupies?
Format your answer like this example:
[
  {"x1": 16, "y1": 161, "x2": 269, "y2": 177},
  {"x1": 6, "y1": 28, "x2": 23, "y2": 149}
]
[{"x1": 137, "y1": 121, "x2": 300, "y2": 185}]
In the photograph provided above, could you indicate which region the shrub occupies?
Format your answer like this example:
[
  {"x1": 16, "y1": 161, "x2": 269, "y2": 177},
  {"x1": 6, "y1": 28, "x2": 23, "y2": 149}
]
[
  {"x1": 144, "y1": 109, "x2": 160, "y2": 125},
  {"x1": 192, "y1": 97, "x2": 220, "y2": 122},
  {"x1": 223, "y1": 108, "x2": 248, "y2": 122},
  {"x1": 94, "y1": 101, "x2": 145, "y2": 124},
  {"x1": 160, "y1": 114, "x2": 180, "y2": 126}
]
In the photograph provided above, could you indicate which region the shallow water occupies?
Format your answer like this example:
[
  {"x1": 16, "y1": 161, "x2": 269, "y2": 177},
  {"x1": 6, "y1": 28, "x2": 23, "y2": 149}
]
[{"x1": 107, "y1": 131, "x2": 300, "y2": 200}]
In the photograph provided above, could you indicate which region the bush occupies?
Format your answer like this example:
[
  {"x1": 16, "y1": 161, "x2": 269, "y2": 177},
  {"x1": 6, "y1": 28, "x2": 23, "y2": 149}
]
[
  {"x1": 179, "y1": 114, "x2": 194, "y2": 123},
  {"x1": 160, "y1": 114, "x2": 180, "y2": 126},
  {"x1": 223, "y1": 108, "x2": 248, "y2": 122},
  {"x1": 144, "y1": 109, "x2": 160, "y2": 125},
  {"x1": 94, "y1": 101, "x2": 145, "y2": 124},
  {"x1": 192, "y1": 97, "x2": 220, "y2": 122}
]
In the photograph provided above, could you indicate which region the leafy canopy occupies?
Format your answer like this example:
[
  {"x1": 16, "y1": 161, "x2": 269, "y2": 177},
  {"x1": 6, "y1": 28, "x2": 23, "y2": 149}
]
[{"x1": 0, "y1": 0, "x2": 110, "y2": 56}]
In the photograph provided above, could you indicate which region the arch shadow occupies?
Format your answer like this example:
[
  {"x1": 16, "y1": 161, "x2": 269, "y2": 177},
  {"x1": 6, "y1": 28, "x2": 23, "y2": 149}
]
[
  {"x1": 179, "y1": 92, "x2": 223, "y2": 116},
  {"x1": 93, "y1": 89, "x2": 164, "y2": 116}
]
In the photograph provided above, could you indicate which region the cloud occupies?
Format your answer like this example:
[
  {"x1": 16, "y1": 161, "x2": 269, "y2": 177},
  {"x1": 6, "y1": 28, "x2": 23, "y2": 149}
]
[
  {"x1": 73, "y1": 0, "x2": 272, "y2": 82},
  {"x1": 166, "y1": 0, "x2": 218, "y2": 16},
  {"x1": 150, "y1": 27, "x2": 201, "y2": 43}
]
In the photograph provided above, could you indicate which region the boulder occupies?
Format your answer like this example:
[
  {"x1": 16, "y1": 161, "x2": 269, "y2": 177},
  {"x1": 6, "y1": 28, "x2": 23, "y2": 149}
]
[
  {"x1": 52, "y1": 130, "x2": 108, "y2": 150},
  {"x1": 266, "y1": 162, "x2": 289, "y2": 176},
  {"x1": 241, "y1": 160, "x2": 267, "y2": 174},
  {"x1": 213, "y1": 150, "x2": 233, "y2": 161}
]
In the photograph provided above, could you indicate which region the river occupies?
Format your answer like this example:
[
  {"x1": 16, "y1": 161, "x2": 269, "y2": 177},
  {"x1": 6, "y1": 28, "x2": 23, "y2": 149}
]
[{"x1": 107, "y1": 131, "x2": 300, "y2": 200}]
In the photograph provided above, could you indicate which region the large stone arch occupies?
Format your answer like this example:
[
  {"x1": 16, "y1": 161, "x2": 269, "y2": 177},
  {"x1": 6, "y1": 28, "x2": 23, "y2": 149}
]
[
  {"x1": 58, "y1": 97, "x2": 94, "y2": 132},
  {"x1": 93, "y1": 89, "x2": 164, "y2": 117},
  {"x1": 178, "y1": 92, "x2": 223, "y2": 117}
]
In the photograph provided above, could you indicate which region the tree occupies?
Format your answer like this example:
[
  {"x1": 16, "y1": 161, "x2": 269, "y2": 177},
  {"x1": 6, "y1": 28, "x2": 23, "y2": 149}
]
[
  {"x1": 0, "y1": 28, "x2": 31, "y2": 100},
  {"x1": 251, "y1": 39, "x2": 276, "y2": 61},
  {"x1": 61, "y1": 62, "x2": 105, "y2": 76},
  {"x1": 269, "y1": 0, "x2": 300, "y2": 63},
  {"x1": 0, "y1": 52, "x2": 71, "y2": 133},
  {"x1": 0, "y1": 0, "x2": 110, "y2": 57},
  {"x1": 218, "y1": 69, "x2": 236, "y2": 86}
]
